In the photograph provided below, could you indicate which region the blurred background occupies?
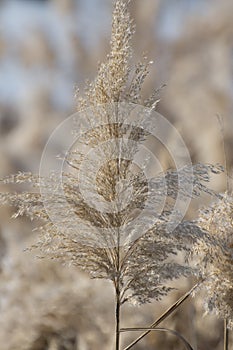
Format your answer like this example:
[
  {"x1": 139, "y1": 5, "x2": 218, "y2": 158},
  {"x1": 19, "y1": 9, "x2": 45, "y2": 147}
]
[{"x1": 0, "y1": 0, "x2": 232, "y2": 349}]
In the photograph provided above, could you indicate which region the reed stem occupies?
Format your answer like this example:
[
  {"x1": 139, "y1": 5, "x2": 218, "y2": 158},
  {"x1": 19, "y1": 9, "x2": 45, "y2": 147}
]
[{"x1": 224, "y1": 319, "x2": 229, "y2": 350}]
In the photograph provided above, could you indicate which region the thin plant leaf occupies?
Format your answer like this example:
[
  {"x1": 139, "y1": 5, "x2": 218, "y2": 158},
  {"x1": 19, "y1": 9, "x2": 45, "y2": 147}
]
[
  {"x1": 121, "y1": 327, "x2": 194, "y2": 350},
  {"x1": 123, "y1": 282, "x2": 200, "y2": 350}
]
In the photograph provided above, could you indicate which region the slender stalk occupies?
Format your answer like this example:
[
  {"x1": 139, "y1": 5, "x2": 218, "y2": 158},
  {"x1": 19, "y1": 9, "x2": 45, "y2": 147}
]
[
  {"x1": 115, "y1": 229, "x2": 121, "y2": 350},
  {"x1": 123, "y1": 282, "x2": 200, "y2": 350},
  {"x1": 121, "y1": 327, "x2": 194, "y2": 350},
  {"x1": 115, "y1": 214, "x2": 121, "y2": 350},
  {"x1": 115, "y1": 101, "x2": 121, "y2": 350},
  {"x1": 115, "y1": 281, "x2": 121, "y2": 350},
  {"x1": 224, "y1": 319, "x2": 229, "y2": 350}
]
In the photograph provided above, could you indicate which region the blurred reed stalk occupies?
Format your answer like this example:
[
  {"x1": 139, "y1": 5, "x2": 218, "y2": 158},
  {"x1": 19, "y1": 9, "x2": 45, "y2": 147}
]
[{"x1": 224, "y1": 319, "x2": 229, "y2": 350}]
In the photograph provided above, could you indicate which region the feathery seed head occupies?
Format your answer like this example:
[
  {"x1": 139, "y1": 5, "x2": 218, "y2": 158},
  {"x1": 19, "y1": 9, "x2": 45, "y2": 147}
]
[
  {"x1": 0, "y1": 0, "x2": 224, "y2": 306},
  {"x1": 191, "y1": 193, "x2": 233, "y2": 327}
]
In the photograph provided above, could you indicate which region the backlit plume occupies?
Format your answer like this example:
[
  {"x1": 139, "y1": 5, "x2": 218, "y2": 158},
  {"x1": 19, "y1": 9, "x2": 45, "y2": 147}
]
[{"x1": 0, "y1": 0, "x2": 223, "y2": 307}]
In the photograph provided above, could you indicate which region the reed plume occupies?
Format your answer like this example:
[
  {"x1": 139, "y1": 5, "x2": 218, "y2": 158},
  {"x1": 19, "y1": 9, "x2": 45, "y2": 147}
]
[
  {"x1": 0, "y1": 1, "x2": 224, "y2": 349},
  {"x1": 191, "y1": 193, "x2": 233, "y2": 329}
]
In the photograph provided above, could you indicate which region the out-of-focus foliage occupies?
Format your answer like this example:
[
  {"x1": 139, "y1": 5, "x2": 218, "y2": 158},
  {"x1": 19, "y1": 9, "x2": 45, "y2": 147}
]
[{"x1": 192, "y1": 193, "x2": 233, "y2": 329}]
